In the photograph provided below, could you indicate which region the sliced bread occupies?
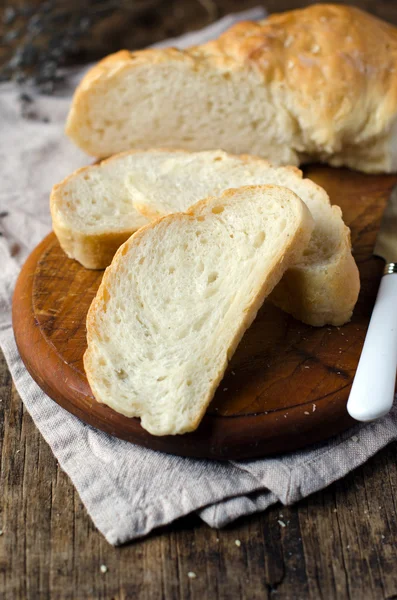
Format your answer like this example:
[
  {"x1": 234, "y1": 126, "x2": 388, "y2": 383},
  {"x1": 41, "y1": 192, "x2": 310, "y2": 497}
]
[
  {"x1": 51, "y1": 149, "x2": 360, "y2": 326},
  {"x1": 84, "y1": 185, "x2": 314, "y2": 435}
]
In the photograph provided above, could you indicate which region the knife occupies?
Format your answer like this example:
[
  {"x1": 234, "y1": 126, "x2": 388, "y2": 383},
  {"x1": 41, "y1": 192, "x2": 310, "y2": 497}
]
[{"x1": 347, "y1": 183, "x2": 397, "y2": 422}]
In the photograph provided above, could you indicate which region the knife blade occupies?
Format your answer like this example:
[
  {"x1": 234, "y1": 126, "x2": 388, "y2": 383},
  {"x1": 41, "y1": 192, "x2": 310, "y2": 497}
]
[
  {"x1": 374, "y1": 183, "x2": 397, "y2": 266},
  {"x1": 347, "y1": 183, "x2": 397, "y2": 422}
]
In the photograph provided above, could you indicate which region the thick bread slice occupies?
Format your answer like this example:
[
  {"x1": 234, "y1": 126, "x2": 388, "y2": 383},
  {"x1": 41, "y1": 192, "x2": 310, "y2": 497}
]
[
  {"x1": 84, "y1": 185, "x2": 314, "y2": 436},
  {"x1": 50, "y1": 161, "x2": 149, "y2": 269},
  {"x1": 66, "y1": 5, "x2": 397, "y2": 174},
  {"x1": 51, "y1": 149, "x2": 360, "y2": 326}
]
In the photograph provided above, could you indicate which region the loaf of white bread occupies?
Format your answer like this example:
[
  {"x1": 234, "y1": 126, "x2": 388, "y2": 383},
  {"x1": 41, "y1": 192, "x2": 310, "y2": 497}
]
[
  {"x1": 66, "y1": 4, "x2": 397, "y2": 174},
  {"x1": 84, "y1": 186, "x2": 314, "y2": 435},
  {"x1": 51, "y1": 149, "x2": 360, "y2": 327}
]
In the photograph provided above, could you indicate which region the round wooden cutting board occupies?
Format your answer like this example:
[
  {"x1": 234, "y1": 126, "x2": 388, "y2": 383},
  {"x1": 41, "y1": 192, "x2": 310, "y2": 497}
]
[{"x1": 12, "y1": 166, "x2": 397, "y2": 459}]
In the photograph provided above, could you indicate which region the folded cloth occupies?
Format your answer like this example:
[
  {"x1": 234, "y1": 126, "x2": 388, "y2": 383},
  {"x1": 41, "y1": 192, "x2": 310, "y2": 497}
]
[{"x1": 1, "y1": 7, "x2": 397, "y2": 546}]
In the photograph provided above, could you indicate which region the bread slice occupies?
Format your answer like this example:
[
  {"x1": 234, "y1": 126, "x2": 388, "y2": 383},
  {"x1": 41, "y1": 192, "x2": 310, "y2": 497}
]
[
  {"x1": 84, "y1": 185, "x2": 314, "y2": 435},
  {"x1": 50, "y1": 160, "x2": 149, "y2": 270},
  {"x1": 66, "y1": 5, "x2": 397, "y2": 174},
  {"x1": 51, "y1": 149, "x2": 360, "y2": 326}
]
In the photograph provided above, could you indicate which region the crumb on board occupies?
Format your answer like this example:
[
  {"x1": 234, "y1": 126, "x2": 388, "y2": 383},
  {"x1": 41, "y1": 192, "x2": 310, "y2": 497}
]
[
  {"x1": 278, "y1": 520, "x2": 286, "y2": 528},
  {"x1": 223, "y1": 388, "x2": 228, "y2": 392},
  {"x1": 188, "y1": 572, "x2": 197, "y2": 579},
  {"x1": 100, "y1": 565, "x2": 108, "y2": 574},
  {"x1": 235, "y1": 539, "x2": 241, "y2": 547},
  {"x1": 231, "y1": 371, "x2": 236, "y2": 376},
  {"x1": 312, "y1": 404, "x2": 316, "y2": 412},
  {"x1": 304, "y1": 411, "x2": 310, "y2": 415}
]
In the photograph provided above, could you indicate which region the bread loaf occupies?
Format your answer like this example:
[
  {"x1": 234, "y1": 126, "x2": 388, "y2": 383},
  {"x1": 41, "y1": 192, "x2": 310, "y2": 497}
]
[
  {"x1": 66, "y1": 4, "x2": 397, "y2": 173},
  {"x1": 51, "y1": 149, "x2": 360, "y2": 326},
  {"x1": 84, "y1": 185, "x2": 314, "y2": 435}
]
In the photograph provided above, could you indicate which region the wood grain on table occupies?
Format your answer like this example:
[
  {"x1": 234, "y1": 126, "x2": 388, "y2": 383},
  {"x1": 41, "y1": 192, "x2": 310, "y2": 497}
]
[{"x1": 2, "y1": 1, "x2": 397, "y2": 598}]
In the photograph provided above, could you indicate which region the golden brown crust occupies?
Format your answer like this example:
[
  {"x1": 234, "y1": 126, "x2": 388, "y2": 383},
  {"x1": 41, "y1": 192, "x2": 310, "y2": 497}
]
[
  {"x1": 197, "y1": 4, "x2": 397, "y2": 164},
  {"x1": 51, "y1": 221, "x2": 135, "y2": 270}
]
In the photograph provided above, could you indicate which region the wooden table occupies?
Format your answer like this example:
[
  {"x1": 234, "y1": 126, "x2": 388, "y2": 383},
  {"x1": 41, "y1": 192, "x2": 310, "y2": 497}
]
[
  {"x1": 1, "y1": 1, "x2": 397, "y2": 598},
  {"x1": 1, "y1": 349, "x2": 397, "y2": 599}
]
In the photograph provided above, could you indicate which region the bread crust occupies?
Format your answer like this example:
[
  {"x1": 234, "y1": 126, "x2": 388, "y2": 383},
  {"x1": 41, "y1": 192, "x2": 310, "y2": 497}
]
[{"x1": 66, "y1": 4, "x2": 397, "y2": 173}]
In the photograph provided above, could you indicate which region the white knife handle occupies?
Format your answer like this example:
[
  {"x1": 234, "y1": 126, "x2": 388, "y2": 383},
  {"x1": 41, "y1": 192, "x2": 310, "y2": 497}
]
[{"x1": 347, "y1": 268, "x2": 397, "y2": 422}]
